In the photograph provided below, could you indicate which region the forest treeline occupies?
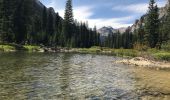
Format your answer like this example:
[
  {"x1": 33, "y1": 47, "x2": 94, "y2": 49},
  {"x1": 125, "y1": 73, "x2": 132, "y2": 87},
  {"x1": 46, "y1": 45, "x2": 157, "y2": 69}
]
[
  {"x1": 0, "y1": 0, "x2": 100, "y2": 48},
  {"x1": 0, "y1": 0, "x2": 170, "y2": 49},
  {"x1": 103, "y1": 0, "x2": 170, "y2": 50}
]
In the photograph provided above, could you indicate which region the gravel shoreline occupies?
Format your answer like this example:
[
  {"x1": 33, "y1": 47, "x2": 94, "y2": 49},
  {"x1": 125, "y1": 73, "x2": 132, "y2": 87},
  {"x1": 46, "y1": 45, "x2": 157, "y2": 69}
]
[{"x1": 115, "y1": 57, "x2": 170, "y2": 69}]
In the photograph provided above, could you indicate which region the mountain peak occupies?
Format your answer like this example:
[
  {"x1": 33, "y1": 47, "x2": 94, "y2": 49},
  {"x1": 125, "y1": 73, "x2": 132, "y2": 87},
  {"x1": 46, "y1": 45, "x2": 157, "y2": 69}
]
[
  {"x1": 101, "y1": 26, "x2": 114, "y2": 29},
  {"x1": 98, "y1": 26, "x2": 117, "y2": 37},
  {"x1": 107, "y1": 26, "x2": 114, "y2": 29},
  {"x1": 98, "y1": 26, "x2": 127, "y2": 37}
]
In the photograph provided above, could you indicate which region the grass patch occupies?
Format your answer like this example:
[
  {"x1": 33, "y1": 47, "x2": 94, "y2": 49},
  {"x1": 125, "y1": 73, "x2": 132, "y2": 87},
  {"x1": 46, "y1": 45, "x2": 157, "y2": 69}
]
[
  {"x1": 111, "y1": 49, "x2": 139, "y2": 57},
  {"x1": 23, "y1": 45, "x2": 41, "y2": 52},
  {"x1": 0, "y1": 45, "x2": 16, "y2": 52},
  {"x1": 153, "y1": 52, "x2": 170, "y2": 61},
  {"x1": 0, "y1": 44, "x2": 169, "y2": 61},
  {"x1": 147, "y1": 48, "x2": 170, "y2": 61},
  {"x1": 74, "y1": 47, "x2": 139, "y2": 57},
  {"x1": 0, "y1": 44, "x2": 42, "y2": 52},
  {"x1": 161, "y1": 41, "x2": 170, "y2": 51},
  {"x1": 76, "y1": 47, "x2": 170, "y2": 60},
  {"x1": 147, "y1": 48, "x2": 160, "y2": 54},
  {"x1": 75, "y1": 48, "x2": 100, "y2": 54}
]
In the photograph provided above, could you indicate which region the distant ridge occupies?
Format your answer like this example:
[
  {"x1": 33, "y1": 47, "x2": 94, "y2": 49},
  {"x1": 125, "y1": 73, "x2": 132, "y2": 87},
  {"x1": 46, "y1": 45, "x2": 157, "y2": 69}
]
[{"x1": 97, "y1": 26, "x2": 126, "y2": 37}]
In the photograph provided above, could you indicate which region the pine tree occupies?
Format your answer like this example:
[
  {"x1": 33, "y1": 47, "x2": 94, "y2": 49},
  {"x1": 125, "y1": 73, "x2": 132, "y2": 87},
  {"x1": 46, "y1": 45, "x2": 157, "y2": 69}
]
[
  {"x1": 47, "y1": 7, "x2": 55, "y2": 45},
  {"x1": 92, "y1": 26, "x2": 97, "y2": 46},
  {"x1": 144, "y1": 0, "x2": 159, "y2": 48},
  {"x1": 1, "y1": 0, "x2": 15, "y2": 42},
  {"x1": 13, "y1": 1, "x2": 25, "y2": 43},
  {"x1": 42, "y1": 6, "x2": 47, "y2": 32},
  {"x1": 63, "y1": 0, "x2": 74, "y2": 46},
  {"x1": 13, "y1": 0, "x2": 34, "y2": 44},
  {"x1": 115, "y1": 31, "x2": 120, "y2": 48},
  {"x1": 0, "y1": 0, "x2": 3, "y2": 42},
  {"x1": 138, "y1": 25, "x2": 145, "y2": 44},
  {"x1": 54, "y1": 13, "x2": 62, "y2": 46},
  {"x1": 161, "y1": 4, "x2": 170, "y2": 43},
  {"x1": 125, "y1": 31, "x2": 131, "y2": 48},
  {"x1": 64, "y1": 0, "x2": 74, "y2": 25},
  {"x1": 0, "y1": 0, "x2": 100, "y2": 48}
]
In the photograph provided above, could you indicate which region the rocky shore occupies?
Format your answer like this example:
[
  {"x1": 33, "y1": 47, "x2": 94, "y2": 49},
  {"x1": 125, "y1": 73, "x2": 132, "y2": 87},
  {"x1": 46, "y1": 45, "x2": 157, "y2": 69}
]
[{"x1": 115, "y1": 57, "x2": 170, "y2": 69}]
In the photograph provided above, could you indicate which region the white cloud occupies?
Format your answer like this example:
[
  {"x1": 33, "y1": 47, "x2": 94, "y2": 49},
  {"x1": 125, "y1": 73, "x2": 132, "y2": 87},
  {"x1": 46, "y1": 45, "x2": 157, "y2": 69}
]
[
  {"x1": 44, "y1": 0, "x2": 134, "y2": 29},
  {"x1": 87, "y1": 17, "x2": 133, "y2": 29},
  {"x1": 74, "y1": 6, "x2": 94, "y2": 21},
  {"x1": 112, "y1": 1, "x2": 166, "y2": 14},
  {"x1": 113, "y1": 3, "x2": 148, "y2": 14},
  {"x1": 56, "y1": 6, "x2": 134, "y2": 29},
  {"x1": 157, "y1": 1, "x2": 167, "y2": 7},
  {"x1": 45, "y1": 0, "x2": 65, "y2": 18},
  {"x1": 46, "y1": 0, "x2": 65, "y2": 10},
  {"x1": 45, "y1": 0, "x2": 167, "y2": 29},
  {"x1": 57, "y1": 6, "x2": 94, "y2": 21}
]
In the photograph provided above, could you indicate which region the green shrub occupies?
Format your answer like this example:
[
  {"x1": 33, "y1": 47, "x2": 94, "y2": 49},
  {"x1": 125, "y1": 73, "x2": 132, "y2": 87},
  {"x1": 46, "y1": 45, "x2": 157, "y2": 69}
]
[
  {"x1": 153, "y1": 52, "x2": 170, "y2": 61},
  {"x1": 161, "y1": 41, "x2": 170, "y2": 51},
  {"x1": 133, "y1": 42, "x2": 149, "y2": 51},
  {"x1": 0, "y1": 45, "x2": 16, "y2": 52},
  {"x1": 23, "y1": 45, "x2": 41, "y2": 52},
  {"x1": 111, "y1": 49, "x2": 139, "y2": 57},
  {"x1": 147, "y1": 48, "x2": 160, "y2": 53}
]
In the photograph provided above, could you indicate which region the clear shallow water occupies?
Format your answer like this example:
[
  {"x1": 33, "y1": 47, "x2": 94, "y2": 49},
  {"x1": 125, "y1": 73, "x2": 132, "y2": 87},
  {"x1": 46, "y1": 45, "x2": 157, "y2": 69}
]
[{"x1": 0, "y1": 52, "x2": 170, "y2": 100}]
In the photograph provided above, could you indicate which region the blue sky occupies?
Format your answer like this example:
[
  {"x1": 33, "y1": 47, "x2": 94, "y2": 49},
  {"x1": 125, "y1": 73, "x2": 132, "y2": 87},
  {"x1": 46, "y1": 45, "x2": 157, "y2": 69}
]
[{"x1": 40, "y1": 0, "x2": 167, "y2": 29}]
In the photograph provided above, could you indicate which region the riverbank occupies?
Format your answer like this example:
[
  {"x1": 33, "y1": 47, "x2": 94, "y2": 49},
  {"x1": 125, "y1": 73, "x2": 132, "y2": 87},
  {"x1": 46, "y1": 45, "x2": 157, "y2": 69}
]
[
  {"x1": 44, "y1": 47, "x2": 170, "y2": 62},
  {"x1": 0, "y1": 44, "x2": 170, "y2": 61},
  {"x1": 115, "y1": 57, "x2": 170, "y2": 69},
  {"x1": 0, "y1": 44, "x2": 43, "y2": 52}
]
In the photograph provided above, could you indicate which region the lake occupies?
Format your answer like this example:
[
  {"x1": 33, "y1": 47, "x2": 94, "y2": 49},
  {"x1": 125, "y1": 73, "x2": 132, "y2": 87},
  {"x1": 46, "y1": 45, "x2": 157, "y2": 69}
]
[{"x1": 0, "y1": 52, "x2": 170, "y2": 100}]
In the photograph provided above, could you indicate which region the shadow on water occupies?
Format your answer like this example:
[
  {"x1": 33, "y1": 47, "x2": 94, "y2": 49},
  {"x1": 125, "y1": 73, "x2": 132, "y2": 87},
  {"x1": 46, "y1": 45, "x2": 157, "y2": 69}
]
[
  {"x1": 58, "y1": 53, "x2": 72, "y2": 99},
  {"x1": 0, "y1": 52, "x2": 170, "y2": 100}
]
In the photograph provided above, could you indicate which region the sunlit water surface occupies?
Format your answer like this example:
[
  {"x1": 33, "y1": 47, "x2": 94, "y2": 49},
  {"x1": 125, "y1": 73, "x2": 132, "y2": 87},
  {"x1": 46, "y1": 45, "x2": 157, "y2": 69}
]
[{"x1": 0, "y1": 52, "x2": 170, "y2": 100}]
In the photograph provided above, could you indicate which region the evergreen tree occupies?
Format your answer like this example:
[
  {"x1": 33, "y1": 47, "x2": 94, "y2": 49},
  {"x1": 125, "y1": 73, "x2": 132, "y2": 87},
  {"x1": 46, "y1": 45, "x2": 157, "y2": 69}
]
[
  {"x1": 1, "y1": 0, "x2": 15, "y2": 42},
  {"x1": 0, "y1": 0, "x2": 3, "y2": 42},
  {"x1": 138, "y1": 24, "x2": 145, "y2": 44},
  {"x1": 63, "y1": 0, "x2": 74, "y2": 46},
  {"x1": 144, "y1": 0, "x2": 159, "y2": 48},
  {"x1": 161, "y1": 4, "x2": 170, "y2": 43},
  {"x1": 132, "y1": 17, "x2": 145, "y2": 46},
  {"x1": 13, "y1": 0, "x2": 25, "y2": 43},
  {"x1": 13, "y1": 0, "x2": 34, "y2": 44},
  {"x1": 0, "y1": 0, "x2": 100, "y2": 48},
  {"x1": 115, "y1": 31, "x2": 120, "y2": 48},
  {"x1": 54, "y1": 13, "x2": 63, "y2": 46},
  {"x1": 93, "y1": 26, "x2": 98, "y2": 46},
  {"x1": 47, "y1": 7, "x2": 55, "y2": 45},
  {"x1": 42, "y1": 6, "x2": 47, "y2": 32},
  {"x1": 64, "y1": 0, "x2": 74, "y2": 24}
]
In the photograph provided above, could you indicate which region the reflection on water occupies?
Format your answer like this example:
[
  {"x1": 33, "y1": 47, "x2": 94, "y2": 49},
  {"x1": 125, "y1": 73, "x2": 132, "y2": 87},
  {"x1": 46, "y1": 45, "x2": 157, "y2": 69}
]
[{"x1": 0, "y1": 52, "x2": 170, "y2": 100}]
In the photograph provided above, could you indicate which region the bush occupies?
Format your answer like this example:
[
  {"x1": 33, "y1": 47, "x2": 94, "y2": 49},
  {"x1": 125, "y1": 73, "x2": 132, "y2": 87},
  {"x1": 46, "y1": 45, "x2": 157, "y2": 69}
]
[
  {"x1": 153, "y1": 52, "x2": 170, "y2": 61},
  {"x1": 23, "y1": 45, "x2": 41, "y2": 52},
  {"x1": 0, "y1": 45, "x2": 16, "y2": 52},
  {"x1": 133, "y1": 42, "x2": 149, "y2": 51},
  {"x1": 161, "y1": 41, "x2": 170, "y2": 51},
  {"x1": 147, "y1": 48, "x2": 160, "y2": 54},
  {"x1": 111, "y1": 49, "x2": 139, "y2": 57}
]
